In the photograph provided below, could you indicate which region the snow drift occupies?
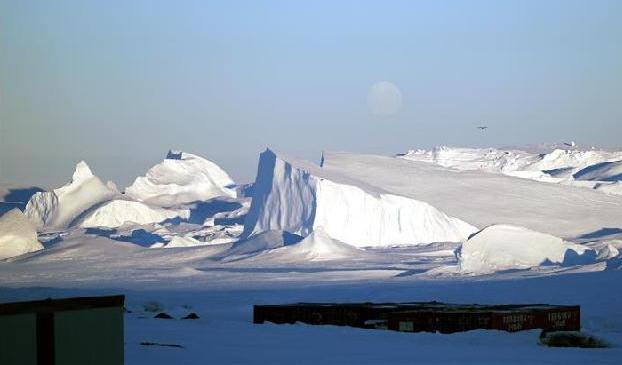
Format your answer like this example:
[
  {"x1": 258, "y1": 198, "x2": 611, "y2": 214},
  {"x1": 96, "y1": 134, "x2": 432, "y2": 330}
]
[
  {"x1": 24, "y1": 161, "x2": 118, "y2": 231},
  {"x1": 243, "y1": 149, "x2": 477, "y2": 247},
  {"x1": 125, "y1": 150, "x2": 236, "y2": 207},
  {"x1": 267, "y1": 227, "x2": 370, "y2": 261},
  {"x1": 457, "y1": 225, "x2": 594, "y2": 274},
  {"x1": 77, "y1": 199, "x2": 190, "y2": 228},
  {"x1": 165, "y1": 235, "x2": 204, "y2": 248},
  {"x1": 0, "y1": 209, "x2": 44, "y2": 260}
]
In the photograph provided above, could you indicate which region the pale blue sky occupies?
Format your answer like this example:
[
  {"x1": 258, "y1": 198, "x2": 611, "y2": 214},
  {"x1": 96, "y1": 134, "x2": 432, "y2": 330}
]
[{"x1": 1, "y1": 0, "x2": 621, "y2": 187}]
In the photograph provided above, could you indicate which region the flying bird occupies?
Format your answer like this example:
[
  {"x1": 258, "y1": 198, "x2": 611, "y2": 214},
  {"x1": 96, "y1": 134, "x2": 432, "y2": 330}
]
[{"x1": 477, "y1": 126, "x2": 488, "y2": 131}]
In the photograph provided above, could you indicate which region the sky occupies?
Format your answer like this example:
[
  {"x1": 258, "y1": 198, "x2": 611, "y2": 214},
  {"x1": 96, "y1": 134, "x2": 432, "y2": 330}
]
[{"x1": 1, "y1": 0, "x2": 621, "y2": 187}]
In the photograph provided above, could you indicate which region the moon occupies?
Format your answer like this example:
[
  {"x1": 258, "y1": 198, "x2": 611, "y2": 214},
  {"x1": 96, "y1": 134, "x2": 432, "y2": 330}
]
[{"x1": 367, "y1": 81, "x2": 402, "y2": 115}]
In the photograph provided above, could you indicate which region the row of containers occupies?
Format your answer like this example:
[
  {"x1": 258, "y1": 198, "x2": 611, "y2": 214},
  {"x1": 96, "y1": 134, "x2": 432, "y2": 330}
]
[{"x1": 253, "y1": 302, "x2": 581, "y2": 334}]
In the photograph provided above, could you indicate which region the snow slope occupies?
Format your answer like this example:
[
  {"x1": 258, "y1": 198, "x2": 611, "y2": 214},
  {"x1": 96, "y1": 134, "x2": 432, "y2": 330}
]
[
  {"x1": 0, "y1": 209, "x2": 43, "y2": 260},
  {"x1": 125, "y1": 150, "x2": 236, "y2": 207},
  {"x1": 24, "y1": 161, "x2": 118, "y2": 231},
  {"x1": 594, "y1": 181, "x2": 622, "y2": 195},
  {"x1": 457, "y1": 225, "x2": 595, "y2": 274},
  {"x1": 77, "y1": 199, "x2": 190, "y2": 228},
  {"x1": 243, "y1": 149, "x2": 477, "y2": 247},
  {"x1": 322, "y1": 152, "x2": 622, "y2": 238}
]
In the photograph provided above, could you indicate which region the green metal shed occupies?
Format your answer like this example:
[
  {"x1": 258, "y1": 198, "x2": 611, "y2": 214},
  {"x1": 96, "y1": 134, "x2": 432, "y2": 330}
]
[{"x1": 0, "y1": 295, "x2": 124, "y2": 365}]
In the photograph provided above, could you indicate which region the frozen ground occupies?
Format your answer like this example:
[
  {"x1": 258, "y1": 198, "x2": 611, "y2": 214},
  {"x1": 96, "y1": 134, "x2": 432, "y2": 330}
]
[{"x1": 1, "y1": 146, "x2": 622, "y2": 364}]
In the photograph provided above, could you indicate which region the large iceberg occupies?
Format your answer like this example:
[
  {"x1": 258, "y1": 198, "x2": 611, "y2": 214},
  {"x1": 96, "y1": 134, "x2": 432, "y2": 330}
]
[
  {"x1": 24, "y1": 161, "x2": 118, "y2": 231},
  {"x1": 0, "y1": 209, "x2": 44, "y2": 260},
  {"x1": 125, "y1": 150, "x2": 236, "y2": 207},
  {"x1": 242, "y1": 149, "x2": 477, "y2": 248}
]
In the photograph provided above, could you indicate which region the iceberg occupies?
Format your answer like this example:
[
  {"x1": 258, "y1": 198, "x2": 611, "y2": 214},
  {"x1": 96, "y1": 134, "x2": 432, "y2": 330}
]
[
  {"x1": 0, "y1": 209, "x2": 44, "y2": 260},
  {"x1": 24, "y1": 161, "x2": 118, "y2": 231},
  {"x1": 242, "y1": 149, "x2": 477, "y2": 248},
  {"x1": 125, "y1": 150, "x2": 236, "y2": 207},
  {"x1": 457, "y1": 224, "x2": 595, "y2": 274}
]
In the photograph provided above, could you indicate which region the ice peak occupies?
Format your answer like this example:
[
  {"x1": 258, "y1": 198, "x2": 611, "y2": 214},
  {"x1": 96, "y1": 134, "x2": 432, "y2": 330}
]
[{"x1": 72, "y1": 161, "x2": 94, "y2": 182}]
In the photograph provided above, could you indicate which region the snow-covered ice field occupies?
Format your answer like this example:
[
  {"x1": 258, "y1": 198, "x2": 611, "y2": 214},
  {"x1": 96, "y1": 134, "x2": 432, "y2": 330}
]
[{"x1": 2, "y1": 145, "x2": 622, "y2": 364}]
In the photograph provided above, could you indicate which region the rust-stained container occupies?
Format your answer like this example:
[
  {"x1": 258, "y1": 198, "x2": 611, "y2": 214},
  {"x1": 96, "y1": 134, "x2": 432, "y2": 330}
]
[
  {"x1": 254, "y1": 302, "x2": 580, "y2": 334},
  {"x1": 253, "y1": 302, "x2": 405, "y2": 328}
]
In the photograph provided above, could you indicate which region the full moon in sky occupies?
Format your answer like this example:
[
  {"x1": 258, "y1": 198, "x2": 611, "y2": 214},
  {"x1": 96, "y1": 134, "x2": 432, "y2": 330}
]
[{"x1": 367, "y1": 81, "x2": 402, "y2": 115}]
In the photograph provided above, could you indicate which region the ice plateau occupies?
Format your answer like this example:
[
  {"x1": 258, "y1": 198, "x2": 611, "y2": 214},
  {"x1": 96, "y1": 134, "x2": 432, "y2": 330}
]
[
  {"x1": 242, "y1": 149, "x2": 477, "y2": 247},
  {"x1": 125, "y1": 150, "x2": 236, "y2": 207},
  {"x1": 0, "y1": 209, "x2": 44, "y2": 260},
  {"x1": 24, "y1": 161, "x2": 119, "y2": 231},
  {"x1": 457, "y1": 225, "x2": 595, "y2": 274},
  {"x1": 323, "y1": 152, "x2": 622, "y2": 238}
]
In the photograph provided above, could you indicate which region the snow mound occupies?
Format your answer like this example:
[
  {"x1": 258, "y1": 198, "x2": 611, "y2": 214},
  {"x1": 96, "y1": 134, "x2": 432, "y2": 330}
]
[
  {"x1": 77, "y1": 199, "x2": 190, "y2": 228},
  {"x1": 573, "y1": 161, "x2": 622, "y2": 182},
  {"x1": 24, "y1": 161, "x2": 118, "y2": 231},
  {"x1": 457, "y1": 225, "x2": 595, "y2": 274},
  {"x1": 269, "y1": 227, "x2": 369, "y2": 261},
  {"x1": 222, "y1": 230, "x2": 293, "y2": 258},
  {"x1": 0, "y1": 209, "x2": 44, "y2": 260},
  {"x1": 125, "y1": 150, "x2": 236, "y2": 207},
  {"x1": 243, "y1": 149, "x2": 477, "y2": 247}
]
